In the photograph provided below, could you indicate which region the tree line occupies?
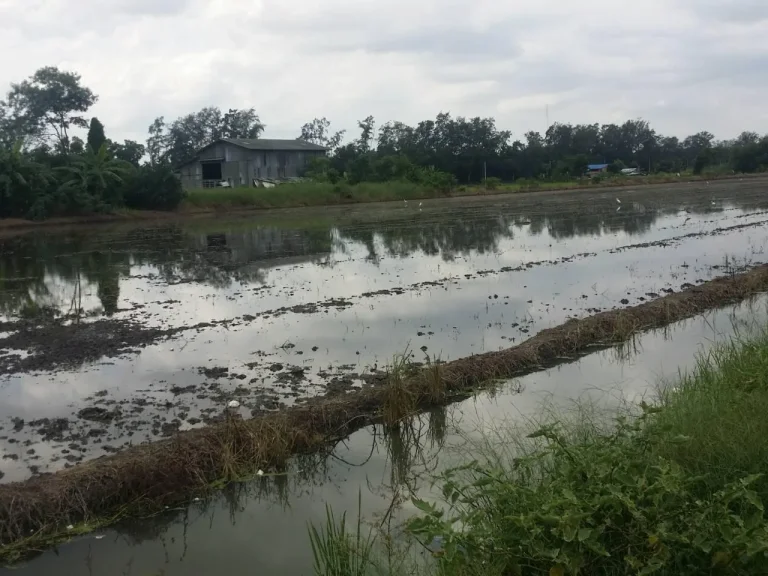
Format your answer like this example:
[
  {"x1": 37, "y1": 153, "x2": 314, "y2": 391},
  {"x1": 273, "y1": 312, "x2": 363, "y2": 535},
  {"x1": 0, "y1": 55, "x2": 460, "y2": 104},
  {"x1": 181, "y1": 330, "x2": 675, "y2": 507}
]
[
  {"x1": 299, "y1": 114, "x2": 768, "y2": 185},
  {"x1": 2, "y1": 65, "x2": 768, "y2": 219},
  {"x1": 144, "y1": 105, "x2": 768, "y2": 188}
]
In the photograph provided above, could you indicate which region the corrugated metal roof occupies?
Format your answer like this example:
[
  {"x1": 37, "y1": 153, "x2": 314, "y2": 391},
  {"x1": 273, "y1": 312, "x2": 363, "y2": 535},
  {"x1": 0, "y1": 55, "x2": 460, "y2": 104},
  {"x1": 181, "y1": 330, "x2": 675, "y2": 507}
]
[
  {"x1": 220, "y1": 138, "x2": 327, "y2": 151},
  {"x1": 587, "y1": 164, "x2": 609, "y2": 170}
]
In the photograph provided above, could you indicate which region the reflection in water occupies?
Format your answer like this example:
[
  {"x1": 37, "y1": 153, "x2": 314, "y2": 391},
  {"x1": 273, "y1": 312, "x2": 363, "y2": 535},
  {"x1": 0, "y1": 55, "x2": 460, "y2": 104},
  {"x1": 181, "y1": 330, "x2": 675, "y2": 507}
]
[
  {"x1": 382, "y1": 411, "x2": 445, "y2": 489},
  {"x1": 0, "y1": 226, "x2": 331, "y2": 317},
  {"x1": 0, "y1": 199, "x2": 742, "y2": 319}
]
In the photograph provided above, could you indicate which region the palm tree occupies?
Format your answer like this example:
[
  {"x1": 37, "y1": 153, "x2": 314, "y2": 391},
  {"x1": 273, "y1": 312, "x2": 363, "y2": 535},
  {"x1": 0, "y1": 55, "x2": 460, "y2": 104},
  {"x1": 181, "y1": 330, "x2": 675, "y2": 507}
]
[{"x1": 56, "y1": 143, "x2": 133, "y2": 212}]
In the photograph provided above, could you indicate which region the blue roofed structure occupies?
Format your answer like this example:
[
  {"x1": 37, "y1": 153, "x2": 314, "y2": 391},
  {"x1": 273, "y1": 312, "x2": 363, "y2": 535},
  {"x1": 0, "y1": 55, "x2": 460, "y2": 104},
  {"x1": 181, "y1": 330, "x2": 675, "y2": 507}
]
[{"x1": 586, "y1": 163, "x2": 609, "y2": 176}]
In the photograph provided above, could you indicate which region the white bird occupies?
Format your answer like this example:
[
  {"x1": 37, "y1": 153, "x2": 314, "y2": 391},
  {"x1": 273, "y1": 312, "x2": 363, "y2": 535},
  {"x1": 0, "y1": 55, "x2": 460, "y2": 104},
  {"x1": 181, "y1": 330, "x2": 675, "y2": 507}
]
[
  {"x1": 711, "y1": 200, "x2": 716, "y2": 206},
  {"x1": 227, "y1": 400, "x2": 240, "y2": 409},
  {"x1": 403, "y1": 199, "x2": 407, "y2": 205},
  {"x1": 257, "y1": 469, "x2": 264, "y2": 477},
  {"x1": 616, "y1": 198, "x2": 621, "y2": 204},
  {"x1": 419, "y1": 202, "x2": 423, "y2": 208}
]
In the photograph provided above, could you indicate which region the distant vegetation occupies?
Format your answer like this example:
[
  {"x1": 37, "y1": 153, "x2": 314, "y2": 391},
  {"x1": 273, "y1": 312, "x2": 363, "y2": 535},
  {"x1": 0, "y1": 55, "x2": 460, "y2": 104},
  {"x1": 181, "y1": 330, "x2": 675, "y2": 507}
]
[
  {"x1": 299, "y1": 114, "x2": 768, "y2": 186},
  {"x1": 0, "y1": 67, "x2": 183, "y2": 219},
  {"x1": 2, "y1": 65, "x2": 768, "y2": 220}
]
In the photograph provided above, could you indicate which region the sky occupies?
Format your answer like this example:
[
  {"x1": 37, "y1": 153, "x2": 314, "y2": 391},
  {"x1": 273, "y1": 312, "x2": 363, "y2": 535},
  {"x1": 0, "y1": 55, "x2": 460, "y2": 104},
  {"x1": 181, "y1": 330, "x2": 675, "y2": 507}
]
[{"x1": 1, "y1": 0, "x2": 767, "y2": 146}]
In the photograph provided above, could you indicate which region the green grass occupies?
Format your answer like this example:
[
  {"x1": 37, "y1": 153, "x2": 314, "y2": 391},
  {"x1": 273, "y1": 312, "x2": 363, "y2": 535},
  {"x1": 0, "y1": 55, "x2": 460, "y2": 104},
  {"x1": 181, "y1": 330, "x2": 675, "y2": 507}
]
[
  {"x1": 652, "y1": 330, "x2": 768, "y2": 499},
  {"x1": 182, "y1": 181, "x2": 443, "y2": 211},
  {"x1": 181, "y1": 171, "x2": 758, "y2": 213},
  {"x1": 311, "y1": 323, "x2": 768, "y2": 575},
  {"x1": 309, "y1": 492, "x2": 377, "y2": 576}
]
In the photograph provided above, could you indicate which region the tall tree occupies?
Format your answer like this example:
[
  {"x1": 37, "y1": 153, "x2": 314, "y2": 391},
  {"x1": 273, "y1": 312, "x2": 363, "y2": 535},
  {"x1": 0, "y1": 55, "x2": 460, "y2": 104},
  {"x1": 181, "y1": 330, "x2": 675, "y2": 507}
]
[
  {"x1": 110, "y1": 140, "x2": 145, "y2": 167},
  {"x1": 87, "y1": 117, "x2": 106, "y2": 153},
  {"x1": 146, "y1": 107, "x2": 264, "y2": 166},
  {"x1": 70, "y1": 136, "x2": 85, "y2": 155},
  {"x1": 5, "y1": 67, "x2": 97, "y2": 153},
  {"x1": 356, "y1": 116, "x2": 376, "y2": 153},
  {"x1": 299, "y1": 117, "x2": 345, "y2": 151},
  {"x1": 146, "y1": 117, "x2": 167, "y2": 166},
  {"x1": 219, "y1": 108, "x2": 264, "y2": 139}
]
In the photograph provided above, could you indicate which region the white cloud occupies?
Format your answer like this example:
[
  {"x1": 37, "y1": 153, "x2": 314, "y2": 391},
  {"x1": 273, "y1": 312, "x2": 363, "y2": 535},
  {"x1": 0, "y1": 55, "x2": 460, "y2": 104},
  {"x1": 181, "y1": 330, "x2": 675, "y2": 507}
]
[{"x1": 0, "y1": 0, "x2": 766, "y2": 146}]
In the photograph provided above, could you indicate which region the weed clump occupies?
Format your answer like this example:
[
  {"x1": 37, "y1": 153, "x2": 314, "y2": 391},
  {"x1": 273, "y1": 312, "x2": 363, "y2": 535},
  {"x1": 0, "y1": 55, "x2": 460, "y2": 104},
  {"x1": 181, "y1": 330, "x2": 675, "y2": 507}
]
[
  {"x1": 422, "y1": 354, "x2": 446, "y2": 403},
  {"x1": 308, "y1": 493, "x2": 375, "y2": 576},
  {"x1": 410, "y1": 410, "x2": 768, "y2": 574},
  {"x1": 382, "y1": 352, "x2": 417, "y2": 425}
]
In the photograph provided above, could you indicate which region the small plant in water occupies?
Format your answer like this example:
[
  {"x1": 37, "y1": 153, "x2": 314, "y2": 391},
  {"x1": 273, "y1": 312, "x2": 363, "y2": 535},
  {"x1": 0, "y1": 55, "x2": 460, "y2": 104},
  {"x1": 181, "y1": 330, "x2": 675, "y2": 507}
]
[{"x1": 308, "y1": 492, "x2": 376, "y2": 576}]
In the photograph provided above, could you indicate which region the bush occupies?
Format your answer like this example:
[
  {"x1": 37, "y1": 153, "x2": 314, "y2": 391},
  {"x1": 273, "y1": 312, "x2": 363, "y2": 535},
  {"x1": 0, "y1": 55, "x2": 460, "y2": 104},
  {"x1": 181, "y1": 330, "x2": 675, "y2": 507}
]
[
  {"x1": 415, "y1": 167, "x2": 456, "y2": 191},
  {"x1": 483, "y1": 177, "x2": 502, "y2": 190},
  {"x1": 408, "y1": 408, "x2": 768, "y2": 575},
  {"x1": 0, "y1": 142, "x2": 55, "y2": 219},
  {"x1": 607, "y1": 159, "x2": 625, "y2": 174},
  {"x1": 121, "y1": 165, "x2": 186, "y2": 211},
  {"x1": 693, "y1": 149, "x2": 715, "y2": 175}
]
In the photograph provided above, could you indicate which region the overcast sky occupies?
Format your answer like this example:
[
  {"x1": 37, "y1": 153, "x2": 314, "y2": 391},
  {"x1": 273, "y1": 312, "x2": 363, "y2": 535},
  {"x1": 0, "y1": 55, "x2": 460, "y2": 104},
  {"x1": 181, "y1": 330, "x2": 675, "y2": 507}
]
[{"x1": 1, "y1": 0, "x2": 767, "y2": 145}]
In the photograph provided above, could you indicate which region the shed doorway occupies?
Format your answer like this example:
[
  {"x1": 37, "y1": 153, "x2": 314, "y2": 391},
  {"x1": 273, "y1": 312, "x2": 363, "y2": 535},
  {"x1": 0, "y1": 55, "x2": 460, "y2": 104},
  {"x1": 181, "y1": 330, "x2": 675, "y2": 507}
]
[{"x1": 201, "y1": 161, "x2": 223, "y2": 181}]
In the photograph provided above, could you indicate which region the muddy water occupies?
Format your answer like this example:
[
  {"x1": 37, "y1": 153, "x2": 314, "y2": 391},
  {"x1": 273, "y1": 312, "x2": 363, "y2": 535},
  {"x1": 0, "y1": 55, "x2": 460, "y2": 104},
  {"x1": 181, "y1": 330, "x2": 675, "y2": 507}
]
[
  {"x1": 7, "y1": 296, "x2": 767, "y2": 575},
  {"x1": 1, "y1": 181, "x2": 768, "y2": 482}
]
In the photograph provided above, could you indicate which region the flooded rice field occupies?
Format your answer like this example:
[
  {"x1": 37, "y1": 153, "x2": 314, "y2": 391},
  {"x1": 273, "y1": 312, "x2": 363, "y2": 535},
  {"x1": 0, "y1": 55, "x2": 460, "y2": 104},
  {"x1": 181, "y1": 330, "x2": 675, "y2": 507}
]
[
  {"x1": 8, "y1": 295, "x2": 766, "y2": 575},
  {"x1": 1, "y1": 179, "x2": 768, "y2": 485}
]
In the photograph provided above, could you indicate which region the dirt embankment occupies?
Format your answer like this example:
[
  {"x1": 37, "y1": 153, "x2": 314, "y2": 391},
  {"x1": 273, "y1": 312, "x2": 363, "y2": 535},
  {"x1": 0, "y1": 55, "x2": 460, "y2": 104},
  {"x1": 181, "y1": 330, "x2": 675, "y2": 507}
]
[{"x1": 3, "y1": 265, "x2": 768, "y2": 552}]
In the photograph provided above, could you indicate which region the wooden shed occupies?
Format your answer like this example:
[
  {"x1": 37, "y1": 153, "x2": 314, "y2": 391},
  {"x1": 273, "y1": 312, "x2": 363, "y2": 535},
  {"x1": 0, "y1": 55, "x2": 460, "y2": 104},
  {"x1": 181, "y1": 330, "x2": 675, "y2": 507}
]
[{"x1": 178, "y1": 138, "x2": 327, "y2": 189}]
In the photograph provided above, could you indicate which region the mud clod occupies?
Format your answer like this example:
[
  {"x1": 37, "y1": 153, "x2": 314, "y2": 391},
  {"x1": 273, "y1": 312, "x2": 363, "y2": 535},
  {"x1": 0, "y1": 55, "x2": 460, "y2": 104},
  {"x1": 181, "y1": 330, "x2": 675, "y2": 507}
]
[{"x1": 78, "y1": 407, "x2": 118, "y2": 423}]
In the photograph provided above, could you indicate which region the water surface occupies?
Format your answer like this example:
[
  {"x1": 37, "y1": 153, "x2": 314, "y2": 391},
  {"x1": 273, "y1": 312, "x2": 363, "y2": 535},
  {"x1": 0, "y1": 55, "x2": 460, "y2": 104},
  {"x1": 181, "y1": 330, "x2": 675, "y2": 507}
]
[
  {"x1": 8, "y1": 296, "x2": 765, "y2": 575},
  {"x1": 1, "y1": 181, "x2": 767, "y2": 481}
]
